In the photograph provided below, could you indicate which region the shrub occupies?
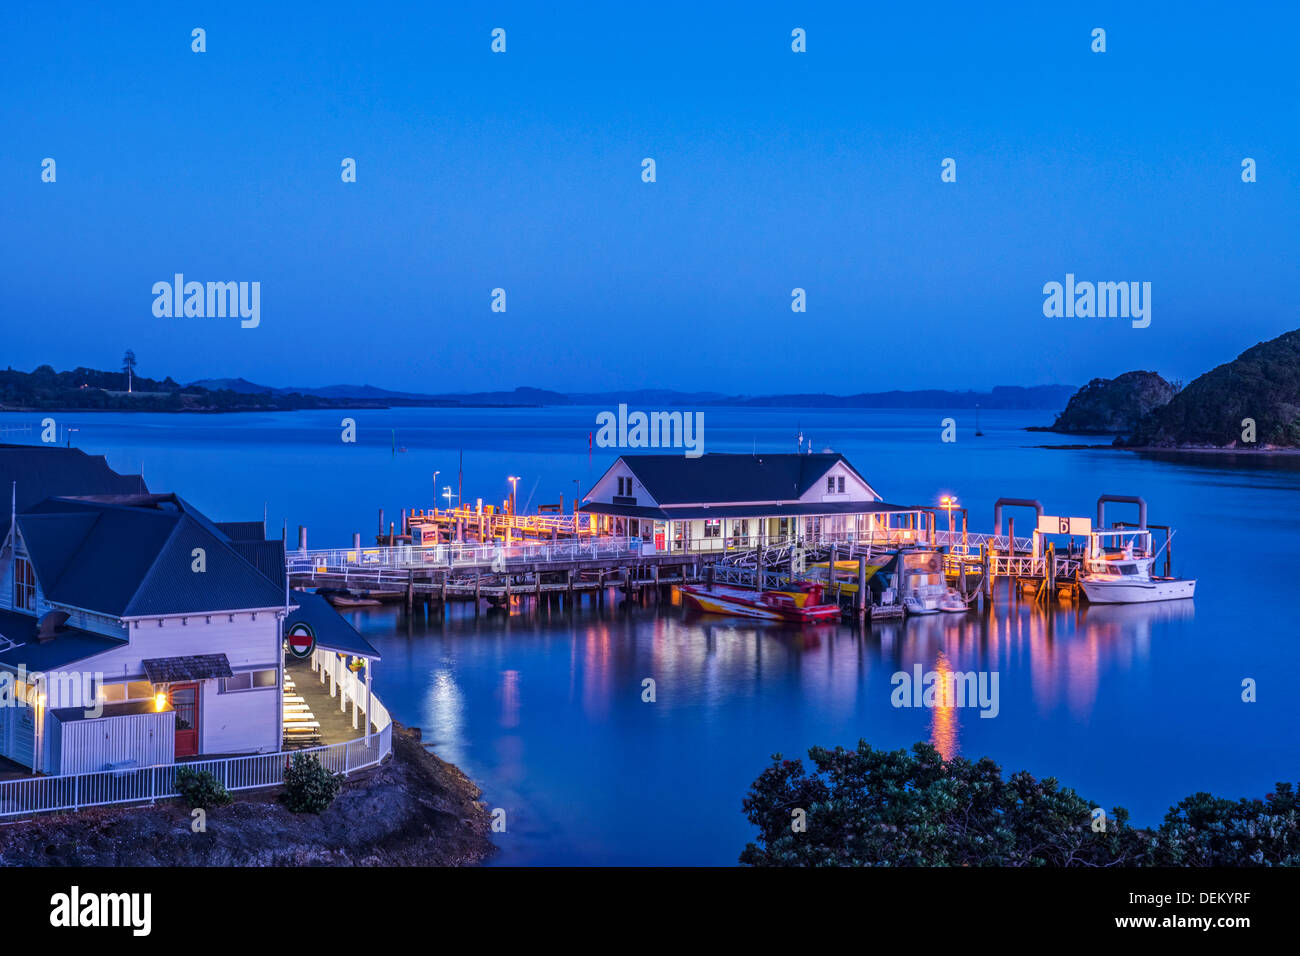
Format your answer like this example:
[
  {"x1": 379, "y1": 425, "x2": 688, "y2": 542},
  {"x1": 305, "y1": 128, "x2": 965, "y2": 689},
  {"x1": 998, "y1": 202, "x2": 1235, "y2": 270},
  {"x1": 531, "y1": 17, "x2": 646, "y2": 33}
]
[
  {"x1": 740, "y1": 740, "x2": 1299, "y2": 867},
  {"x1": 283, "y1": 754, "x2": 341, "y2": 814},
  {"x1": 174, "y1": 767, "x2": 232, "y2": 809}
]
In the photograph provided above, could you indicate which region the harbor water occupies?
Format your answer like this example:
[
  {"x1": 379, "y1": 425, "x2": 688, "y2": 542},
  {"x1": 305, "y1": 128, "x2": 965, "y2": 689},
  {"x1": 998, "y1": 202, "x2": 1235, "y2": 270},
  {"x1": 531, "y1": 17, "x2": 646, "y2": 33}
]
[{"x1": 5, "y1": 406, "x2": 1297, "y2": 864}]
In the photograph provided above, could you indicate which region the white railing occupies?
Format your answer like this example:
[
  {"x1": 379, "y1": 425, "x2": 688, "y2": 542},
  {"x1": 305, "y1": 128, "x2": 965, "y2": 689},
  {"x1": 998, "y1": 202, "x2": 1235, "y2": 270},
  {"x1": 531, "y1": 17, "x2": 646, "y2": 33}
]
[
  {"x1": 410, "y1": 509, "x2": 583, "y2": 534},
  {"x1": 0, "y1": 696, "x2": 393, "y2": 821},
  {"x1": 933, "y1": 529, "x2": 1037, "y2": 555},
  {"x1": 289, "y1": 535, "x2": 642, "y2": 574}
]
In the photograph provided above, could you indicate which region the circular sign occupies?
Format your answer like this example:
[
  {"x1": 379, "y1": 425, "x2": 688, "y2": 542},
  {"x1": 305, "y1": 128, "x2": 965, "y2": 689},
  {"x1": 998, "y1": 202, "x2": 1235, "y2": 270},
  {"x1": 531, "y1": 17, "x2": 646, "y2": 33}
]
[{"x1": 287, "y1": 622, "x2": 316, "y2": 659}]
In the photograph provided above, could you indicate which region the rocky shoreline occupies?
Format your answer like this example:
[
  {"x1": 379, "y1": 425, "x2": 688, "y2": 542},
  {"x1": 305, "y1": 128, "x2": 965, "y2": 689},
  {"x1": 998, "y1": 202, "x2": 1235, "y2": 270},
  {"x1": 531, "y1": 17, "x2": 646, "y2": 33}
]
[{"x1": 0, "y1": 723, "x2": 496, "y2": 867}]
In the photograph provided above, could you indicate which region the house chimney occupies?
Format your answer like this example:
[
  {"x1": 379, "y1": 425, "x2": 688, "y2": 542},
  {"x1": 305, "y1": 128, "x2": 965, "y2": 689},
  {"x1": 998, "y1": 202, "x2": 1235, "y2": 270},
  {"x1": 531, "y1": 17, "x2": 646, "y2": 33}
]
[{"x1": 36, "y1": 610, "x2": 70, "y2": 643}]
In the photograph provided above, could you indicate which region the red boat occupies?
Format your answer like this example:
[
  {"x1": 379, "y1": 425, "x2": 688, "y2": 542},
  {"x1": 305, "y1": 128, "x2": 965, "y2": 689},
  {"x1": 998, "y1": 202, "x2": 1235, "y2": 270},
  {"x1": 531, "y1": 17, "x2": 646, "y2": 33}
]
[{"x1": 678, "y1": 582, "x2": 841, "y2": 623}]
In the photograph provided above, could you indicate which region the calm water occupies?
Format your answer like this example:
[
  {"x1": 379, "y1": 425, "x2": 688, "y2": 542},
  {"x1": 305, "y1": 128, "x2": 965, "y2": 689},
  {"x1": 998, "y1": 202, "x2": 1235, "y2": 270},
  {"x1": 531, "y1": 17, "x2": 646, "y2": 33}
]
[{"x1": 5, "y1": 406, "x2": 1298, "y2": 864}]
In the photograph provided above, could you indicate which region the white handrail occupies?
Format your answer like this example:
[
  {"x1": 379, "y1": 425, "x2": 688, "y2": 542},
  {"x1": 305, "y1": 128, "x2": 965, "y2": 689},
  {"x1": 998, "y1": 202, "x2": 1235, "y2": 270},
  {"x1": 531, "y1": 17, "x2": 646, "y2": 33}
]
[{"x1": 0, "y1": 692, "x2": 392, "y2": 820}]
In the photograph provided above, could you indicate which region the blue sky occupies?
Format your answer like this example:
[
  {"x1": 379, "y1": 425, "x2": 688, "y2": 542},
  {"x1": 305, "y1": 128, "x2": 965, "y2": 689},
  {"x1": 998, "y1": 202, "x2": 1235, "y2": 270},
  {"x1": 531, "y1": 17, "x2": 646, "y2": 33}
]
[{"x1": 3, "y1": 1, "x2": 1297, "y2": 394}]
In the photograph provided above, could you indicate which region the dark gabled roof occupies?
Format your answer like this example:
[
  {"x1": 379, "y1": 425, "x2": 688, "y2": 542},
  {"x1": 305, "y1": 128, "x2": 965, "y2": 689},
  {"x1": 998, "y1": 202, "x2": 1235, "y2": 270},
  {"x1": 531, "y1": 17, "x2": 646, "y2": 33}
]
[
  {"x1": 0, "y1": 608, "x2": 126, "y2": 671},
  {"x1": 611, "y1": 453, "x2": 871, "y2": 505},
  {"x1": 581, "y1": 500, "x2": 923, "y2": 521},
  {"x1": 16, "y1": 495, "x2": 288, "y2": 617},
  {"x1": 286, "y1": 590, "x2": 381, "y2": 660},
  {"x1": 142, "y1": 653, "x2": 234, "y2": 683},
  {"x1": 215, "y1": 521, "x2": 266, "y2": 541},
  {"x1": 231, "y1": 539, "x2": 286, "y2": 586},
  {"x1": 0, "y1": 444, "x2": 147, "y2": 539}
]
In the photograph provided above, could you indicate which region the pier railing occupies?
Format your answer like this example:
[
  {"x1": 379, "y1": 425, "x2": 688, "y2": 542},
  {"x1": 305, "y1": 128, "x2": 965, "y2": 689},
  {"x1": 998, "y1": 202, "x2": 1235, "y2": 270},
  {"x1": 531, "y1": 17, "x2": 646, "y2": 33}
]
[
  {"x1": 289, "y1": 535, "x2": 642, "y2": 575},
  {"x1": 0, "y1": 695, "x2": 393, "y2": 821}
]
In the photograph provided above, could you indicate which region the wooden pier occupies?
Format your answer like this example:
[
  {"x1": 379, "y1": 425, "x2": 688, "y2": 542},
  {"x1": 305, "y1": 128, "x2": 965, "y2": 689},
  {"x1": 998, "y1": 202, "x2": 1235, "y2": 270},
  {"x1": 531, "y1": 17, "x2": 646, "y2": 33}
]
[{"x1": 289, "y1": 494, "x2": 1175, "y2": 622}]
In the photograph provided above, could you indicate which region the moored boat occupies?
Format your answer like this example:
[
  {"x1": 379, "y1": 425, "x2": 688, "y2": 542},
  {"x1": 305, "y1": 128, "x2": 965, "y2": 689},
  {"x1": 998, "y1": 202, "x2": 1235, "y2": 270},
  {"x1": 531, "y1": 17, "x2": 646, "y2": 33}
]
[
  {"x1": 1080, "y1": 529, "x2": 1195, "y2": 604},
  {"x1": 678, "y1": 583, "x2": 841, "y2": 623}
]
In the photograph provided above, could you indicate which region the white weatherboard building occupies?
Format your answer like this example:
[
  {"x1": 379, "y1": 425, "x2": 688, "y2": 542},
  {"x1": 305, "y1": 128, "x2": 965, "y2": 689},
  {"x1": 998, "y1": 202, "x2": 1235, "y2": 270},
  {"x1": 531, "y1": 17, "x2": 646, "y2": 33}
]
[
  {"x1": 0, "y1": 446, "x2": 379, "y2": 777},
  {"x1": 579, "y1": 452, "x2": 934, "y2": 553}
]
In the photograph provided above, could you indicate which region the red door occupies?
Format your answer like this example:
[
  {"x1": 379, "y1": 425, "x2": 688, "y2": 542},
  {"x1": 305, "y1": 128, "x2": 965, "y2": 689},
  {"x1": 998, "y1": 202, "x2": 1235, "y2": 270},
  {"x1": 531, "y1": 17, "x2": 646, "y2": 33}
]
[{"x1": 171, "y1": 683, "x2": 200, "y2": 757}]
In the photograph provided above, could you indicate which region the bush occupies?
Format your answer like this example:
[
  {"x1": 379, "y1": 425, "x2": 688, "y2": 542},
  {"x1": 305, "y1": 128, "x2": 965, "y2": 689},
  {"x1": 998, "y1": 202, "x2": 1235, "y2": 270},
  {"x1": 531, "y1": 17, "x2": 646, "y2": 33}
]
[
  {"x1": 283, "y1": 754, "x2": 341, "y2": 814},
  {"x1": 174, "y1": 767, "x2": 232, "y2": 809},
  {"x1": 740, "y1": 740, "x2": 1299, "y2": 867}
]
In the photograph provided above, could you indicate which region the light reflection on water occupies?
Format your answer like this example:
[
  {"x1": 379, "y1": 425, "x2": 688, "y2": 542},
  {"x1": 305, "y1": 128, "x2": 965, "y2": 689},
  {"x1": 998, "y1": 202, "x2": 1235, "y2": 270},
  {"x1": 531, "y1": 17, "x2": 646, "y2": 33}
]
[
  {"x1": 10, "y1": 406, "x2": 1292, "y2": 864},
  {"x1": 347, "y1": 582, "x2": 1279, "y2": 866}
]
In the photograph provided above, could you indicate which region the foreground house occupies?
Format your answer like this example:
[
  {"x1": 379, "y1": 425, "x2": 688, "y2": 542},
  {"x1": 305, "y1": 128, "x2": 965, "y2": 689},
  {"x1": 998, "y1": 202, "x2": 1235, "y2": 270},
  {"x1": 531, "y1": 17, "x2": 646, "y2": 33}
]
[
  {"x1": 0, "y1": 453, "x2": 380, "y2": 777},
  {"x1": 579, "y1": 453, "x2": 934, "y2": 553},
  {"x1": 0, "y1": 493, "x2": 293, "y2": 773}
]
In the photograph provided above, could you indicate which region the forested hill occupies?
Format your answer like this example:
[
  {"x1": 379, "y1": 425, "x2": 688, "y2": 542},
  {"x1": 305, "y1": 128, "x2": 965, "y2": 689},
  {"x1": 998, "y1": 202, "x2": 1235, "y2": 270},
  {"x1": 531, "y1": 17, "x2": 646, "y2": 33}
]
[{"x1": 1121, "y1": 328, "x2": 1300, "y2": 448}]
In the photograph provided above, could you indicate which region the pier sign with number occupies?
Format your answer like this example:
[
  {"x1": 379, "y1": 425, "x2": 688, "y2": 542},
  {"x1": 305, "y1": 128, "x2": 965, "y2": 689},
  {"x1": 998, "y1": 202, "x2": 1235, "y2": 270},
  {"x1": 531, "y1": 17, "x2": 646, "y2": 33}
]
[{"x1": 1037, "y1": 515, "x2": 1092, "y2": 535}]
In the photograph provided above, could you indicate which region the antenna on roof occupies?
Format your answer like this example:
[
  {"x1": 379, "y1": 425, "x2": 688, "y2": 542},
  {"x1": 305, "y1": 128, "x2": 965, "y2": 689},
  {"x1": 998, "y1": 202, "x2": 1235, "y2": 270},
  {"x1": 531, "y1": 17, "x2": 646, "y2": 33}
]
[{"x1": 282, "y1": 518, "x2": 289, "y2": 610}]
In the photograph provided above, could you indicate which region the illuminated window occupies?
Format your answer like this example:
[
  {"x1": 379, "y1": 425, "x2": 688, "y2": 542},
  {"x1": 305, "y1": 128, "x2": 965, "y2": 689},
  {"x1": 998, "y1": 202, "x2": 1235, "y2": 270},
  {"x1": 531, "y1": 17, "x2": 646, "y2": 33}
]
[{"x1": 703, "y1": 519, "x2": 721, "y2": 538}]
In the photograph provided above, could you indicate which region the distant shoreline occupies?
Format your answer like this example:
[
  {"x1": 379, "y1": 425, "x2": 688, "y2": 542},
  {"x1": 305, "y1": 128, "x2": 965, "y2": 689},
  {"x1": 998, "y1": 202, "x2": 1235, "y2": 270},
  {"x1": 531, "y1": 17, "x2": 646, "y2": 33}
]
[{"x1": 1037, "y1": 440, "x2": 1300, "y2": 456}]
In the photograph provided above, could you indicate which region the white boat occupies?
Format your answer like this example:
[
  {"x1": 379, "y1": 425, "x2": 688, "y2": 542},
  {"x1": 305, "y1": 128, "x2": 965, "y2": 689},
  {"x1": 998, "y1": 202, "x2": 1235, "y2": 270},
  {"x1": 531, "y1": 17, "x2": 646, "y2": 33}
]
[
  {"x1": 1080, "y1": 530, "x2": 1195, "y2": 604},
  {"x1": 939, "y1": 588, "x2": 969, "y2": 613},
  {"x1": 903, "y1": 585, "x2": 944, "y2": 615}
]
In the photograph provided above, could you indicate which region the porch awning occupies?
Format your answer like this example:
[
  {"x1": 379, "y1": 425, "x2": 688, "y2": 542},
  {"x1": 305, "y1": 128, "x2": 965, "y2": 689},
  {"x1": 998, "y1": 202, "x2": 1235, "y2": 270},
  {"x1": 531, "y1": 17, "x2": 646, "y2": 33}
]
[{"x1": 142, "y1": 653, "x2": 234, "y2": 683}]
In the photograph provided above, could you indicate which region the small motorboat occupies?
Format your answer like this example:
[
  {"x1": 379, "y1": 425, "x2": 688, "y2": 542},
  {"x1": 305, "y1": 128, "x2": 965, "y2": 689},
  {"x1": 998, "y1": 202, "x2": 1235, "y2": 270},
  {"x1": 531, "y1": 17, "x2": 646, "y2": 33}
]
[
  {"x1": 678, "y1": 583, "x2": 841, "y2": 623},
  {"x1": 1080, "y1": 530, "x2": 1195, "y2": 604},
  {"x1": 939, "y1": 588, "x2": 968, "y2": 613},
  {"x1": 317, "y1": 587, "x2": 382, "y2": 608}
]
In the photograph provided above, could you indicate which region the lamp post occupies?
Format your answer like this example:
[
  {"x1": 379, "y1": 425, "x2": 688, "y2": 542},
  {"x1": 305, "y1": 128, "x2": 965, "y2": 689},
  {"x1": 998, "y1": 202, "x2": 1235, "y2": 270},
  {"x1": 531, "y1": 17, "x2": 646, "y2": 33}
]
[
  {"x1": 507, "y1": 476, "x2": 520, "y2": 517},
  {"x1": 442, "y1": 485, "x2": 457, "y2": 508},
  {"x1": 432, "y1": 471, "x2": 440, "y2": 510},
  {"x1": 941, "y1": 496, "x2": 957, "y2": 546}
]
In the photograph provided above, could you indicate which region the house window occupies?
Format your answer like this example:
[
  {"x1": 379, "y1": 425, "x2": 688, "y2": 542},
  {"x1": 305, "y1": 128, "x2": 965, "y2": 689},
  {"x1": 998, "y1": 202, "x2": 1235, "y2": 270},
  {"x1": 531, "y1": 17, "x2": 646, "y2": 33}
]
[
  {"x1": 220, "y1": 669, "x2": 278, "y2": 693},
  {"x1": 827, "y1": 477, "x2": 835, "y2": 493},
  {"x1": 13, "y1": 558, "x2": 36, "y2": 611},
  {"x1": 837, "y1": 476, "x2": 845, "y2": 493},
  {"x1": 101, "y1": 681, "x2": 156, "y2": 703},
  {"x1": 736, "y1": 519, "x2": 750, "y2": 545},
  {"x1": 703, "y1": 518, "x2": 721, "y2": 538}
]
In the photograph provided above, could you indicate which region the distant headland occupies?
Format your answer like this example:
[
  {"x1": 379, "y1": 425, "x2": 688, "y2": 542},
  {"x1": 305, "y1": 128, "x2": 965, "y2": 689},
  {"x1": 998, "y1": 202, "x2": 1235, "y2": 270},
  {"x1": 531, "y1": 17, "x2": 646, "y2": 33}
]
[
  {"x1": 1035, "y1": 327, "x2": 1300, "y2": 451},
  {"x1": 0, "y1": 363, "x2": 1076, "y2": 413}
]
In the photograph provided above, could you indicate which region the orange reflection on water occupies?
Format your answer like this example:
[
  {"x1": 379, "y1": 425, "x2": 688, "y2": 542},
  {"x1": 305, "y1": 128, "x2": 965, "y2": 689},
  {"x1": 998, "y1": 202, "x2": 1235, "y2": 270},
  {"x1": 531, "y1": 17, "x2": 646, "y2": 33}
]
[{"x1": 929, "y1": 650, "x2": 959, "y2": 761}]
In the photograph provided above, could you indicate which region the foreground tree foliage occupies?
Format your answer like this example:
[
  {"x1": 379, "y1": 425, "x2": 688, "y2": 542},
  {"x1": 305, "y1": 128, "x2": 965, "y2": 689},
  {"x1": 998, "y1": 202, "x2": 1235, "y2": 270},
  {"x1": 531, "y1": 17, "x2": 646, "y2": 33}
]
[{"x1": 740, "y1": 741, "x2": 1298, "y2": 867}]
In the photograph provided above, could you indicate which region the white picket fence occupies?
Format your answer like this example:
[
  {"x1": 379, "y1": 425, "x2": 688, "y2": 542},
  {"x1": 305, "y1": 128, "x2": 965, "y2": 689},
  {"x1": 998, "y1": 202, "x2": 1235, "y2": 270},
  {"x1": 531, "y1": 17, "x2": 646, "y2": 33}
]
[{"x1": 0, "y1": 697, "x2": 392, "y2": 821}]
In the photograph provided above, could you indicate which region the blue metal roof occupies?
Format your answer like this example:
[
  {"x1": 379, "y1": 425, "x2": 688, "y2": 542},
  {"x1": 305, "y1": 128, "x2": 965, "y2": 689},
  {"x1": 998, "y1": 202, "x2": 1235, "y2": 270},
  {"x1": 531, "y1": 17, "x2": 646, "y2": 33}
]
[
  {"x1": 611, "y1": 453, "x2": 871, "y2": 505},
  {"x1": 16, "y1": 496, "x2": 288, "y2": 618},
  {"x1": 286, "y1": 590, "x2": 381, "y2": 660},
  {"x1": 0, "y1": 444, "x2": 147, "y2": 539},
  {"x1": 0, "y1": 608, "x2": 126, "y2": 671}
]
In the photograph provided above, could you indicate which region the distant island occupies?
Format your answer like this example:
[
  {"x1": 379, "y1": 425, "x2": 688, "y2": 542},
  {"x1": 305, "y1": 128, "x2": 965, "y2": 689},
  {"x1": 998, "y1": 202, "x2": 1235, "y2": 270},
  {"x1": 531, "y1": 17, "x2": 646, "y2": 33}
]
[
  {"x1": 2, "y1": 363, "x2": 1077, "y2": 413},
  {"x1": 1030, "y1": 371, "x2": 1179, "y2": 435},
  {"x1": 1036, "y1": 327, "x2": 1300, "y2": 450}
]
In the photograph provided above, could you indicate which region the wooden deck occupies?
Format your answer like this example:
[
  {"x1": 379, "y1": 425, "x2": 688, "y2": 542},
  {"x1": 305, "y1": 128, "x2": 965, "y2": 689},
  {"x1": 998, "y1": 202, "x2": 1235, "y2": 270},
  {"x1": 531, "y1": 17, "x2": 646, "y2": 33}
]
[{"x1": 284, "y1": 659, "x2": 374, "y2": 748}]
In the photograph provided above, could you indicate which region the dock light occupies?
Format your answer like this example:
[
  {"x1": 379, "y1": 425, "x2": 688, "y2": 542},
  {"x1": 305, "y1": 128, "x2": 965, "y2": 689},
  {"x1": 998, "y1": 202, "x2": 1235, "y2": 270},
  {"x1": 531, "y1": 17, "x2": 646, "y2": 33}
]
[
  {"x1": 940, "y1": 496, "x2": 959, "y2": 542},
  {"x1": 154, "y1": 692, "x2": 167, "y2": 712},
  {"x1": 507, "y1": 476, "x2": 520, "y2": 516}
]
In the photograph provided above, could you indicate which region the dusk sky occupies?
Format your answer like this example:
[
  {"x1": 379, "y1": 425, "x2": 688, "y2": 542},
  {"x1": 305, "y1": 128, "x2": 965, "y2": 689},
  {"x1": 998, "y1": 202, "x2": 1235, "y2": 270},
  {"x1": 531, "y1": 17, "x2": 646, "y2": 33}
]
[{"x1": 4, "y1": 2, "x2": 1297, "y2": 394}]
